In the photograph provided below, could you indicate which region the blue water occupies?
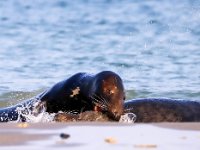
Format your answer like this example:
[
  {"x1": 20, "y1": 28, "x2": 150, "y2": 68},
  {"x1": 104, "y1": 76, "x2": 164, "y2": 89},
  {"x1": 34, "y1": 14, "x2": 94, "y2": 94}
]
[{"x1": 0, "y1": 0, "x2": 200, "y2": 105}]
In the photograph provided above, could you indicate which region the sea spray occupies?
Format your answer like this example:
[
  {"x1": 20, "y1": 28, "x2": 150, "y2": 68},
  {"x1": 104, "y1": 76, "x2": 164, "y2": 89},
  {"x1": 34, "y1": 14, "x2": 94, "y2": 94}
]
[
  {"x1": 119, "y1": 113, "x2": 137, "y2": 123},
  {"x1": 4, "y1": 97, "x2": 137, "y2": 123},
  {"x1": 15, "y1": 98, "x2": 55, "y2": 123}
]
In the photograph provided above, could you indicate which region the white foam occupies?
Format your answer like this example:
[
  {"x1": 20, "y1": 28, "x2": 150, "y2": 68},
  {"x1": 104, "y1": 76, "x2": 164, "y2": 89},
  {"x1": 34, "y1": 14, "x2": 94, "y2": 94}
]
[
  {"x1": 119, "y1": 113, "x2": 137, "y2": 123},
  {"x1": 15, "y1": 99, "x2": 55, "y2": 123}
]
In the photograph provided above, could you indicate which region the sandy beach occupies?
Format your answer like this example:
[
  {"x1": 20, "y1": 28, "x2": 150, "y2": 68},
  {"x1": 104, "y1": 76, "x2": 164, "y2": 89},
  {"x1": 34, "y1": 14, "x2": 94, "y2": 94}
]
[{"x1": 0, "y1": 123, "x2": 200, "y2": 150}]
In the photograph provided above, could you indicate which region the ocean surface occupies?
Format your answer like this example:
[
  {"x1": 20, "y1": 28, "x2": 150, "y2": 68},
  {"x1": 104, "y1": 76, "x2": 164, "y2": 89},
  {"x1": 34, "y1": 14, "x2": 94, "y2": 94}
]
[{"x1": 0, "y1": 0, "x2": 200, "y2": 107}]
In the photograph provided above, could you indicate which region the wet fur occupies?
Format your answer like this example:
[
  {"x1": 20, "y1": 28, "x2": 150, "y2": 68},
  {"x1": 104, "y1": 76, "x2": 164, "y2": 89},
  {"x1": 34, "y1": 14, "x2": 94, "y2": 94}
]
[
  {"x1": 124, "y1": 98, "x2": 200, "y2": 122},
  {"x1": 0, "y1": 71, "x2": 125, "y2": 122},
  {"x1": 0, "y1": 98, "x2": 44, "y2": 122},
  {"x1": 40, "y1": 71, "x2": 125, "y2": 120}
]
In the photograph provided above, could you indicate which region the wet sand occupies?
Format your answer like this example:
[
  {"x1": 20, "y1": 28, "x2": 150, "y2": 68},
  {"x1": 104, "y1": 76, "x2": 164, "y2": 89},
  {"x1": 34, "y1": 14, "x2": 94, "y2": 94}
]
[{"x1": 0, "y1": 123, "x2": 200, "y2": 149}]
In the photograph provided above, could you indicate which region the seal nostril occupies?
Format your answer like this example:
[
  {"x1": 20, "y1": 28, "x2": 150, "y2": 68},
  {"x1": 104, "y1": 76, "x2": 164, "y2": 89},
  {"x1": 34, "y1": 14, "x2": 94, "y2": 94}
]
[
  {"x1": 105, "y1": 110, "x2": 120, "y2": 121},
  {"x1": 113, "y1": 111, "x2": 118, "y2": 116},
  {"x1": 112, "y1": 110, "x2": 122, "y2": 120}
]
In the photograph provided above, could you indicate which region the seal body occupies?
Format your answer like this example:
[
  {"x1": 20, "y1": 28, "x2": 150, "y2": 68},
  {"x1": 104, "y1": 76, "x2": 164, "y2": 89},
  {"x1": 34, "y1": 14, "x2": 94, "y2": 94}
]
[
  {"x1": 0, "y1": 106, "x2": 19, "y2": 122},
  {"x1": 0, "y1": 71, "x2": 125, "y2": 122},
  {"x1": 124, "y1": 98, "x2": 200, "y2": 122},
  {"x1": 0, "y1": 98, "x2": 45, "y2": 122},
  {"x1": 40, "y1": 71, "x2": 125, "y2": 120}
]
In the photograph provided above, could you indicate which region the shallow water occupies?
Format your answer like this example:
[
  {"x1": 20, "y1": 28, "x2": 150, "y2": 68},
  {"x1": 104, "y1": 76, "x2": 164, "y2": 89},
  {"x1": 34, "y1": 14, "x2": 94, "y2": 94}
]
[{"x1": 0, "y1": 0, "x2": 200, "y2": 106}]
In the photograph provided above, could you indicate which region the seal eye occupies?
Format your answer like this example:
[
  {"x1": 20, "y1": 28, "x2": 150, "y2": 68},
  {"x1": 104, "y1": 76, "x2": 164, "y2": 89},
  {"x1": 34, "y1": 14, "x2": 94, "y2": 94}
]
[{"x1": 107, "y1": 89, "x2": 114, "y2": 95}]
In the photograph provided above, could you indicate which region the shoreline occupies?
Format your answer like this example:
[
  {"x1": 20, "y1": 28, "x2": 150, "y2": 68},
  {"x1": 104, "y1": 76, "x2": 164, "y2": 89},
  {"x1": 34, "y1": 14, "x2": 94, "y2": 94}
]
[{"x1": 0, "y1": 122, "x2": 200, "y2": 149}]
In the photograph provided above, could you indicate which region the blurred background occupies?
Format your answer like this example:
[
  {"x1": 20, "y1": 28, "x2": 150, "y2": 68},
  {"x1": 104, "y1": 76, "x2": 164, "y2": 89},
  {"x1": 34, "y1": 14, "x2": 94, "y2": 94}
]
[{"x1": 0, "y1": 0, "x2": 200, "y2": 106}]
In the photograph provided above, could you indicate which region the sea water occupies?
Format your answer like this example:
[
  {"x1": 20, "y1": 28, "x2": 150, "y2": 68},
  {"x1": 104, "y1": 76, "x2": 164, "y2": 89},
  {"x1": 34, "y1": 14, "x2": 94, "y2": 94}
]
[{"x1": 0, "y1": 0, "x2": 200, "y2": 108}]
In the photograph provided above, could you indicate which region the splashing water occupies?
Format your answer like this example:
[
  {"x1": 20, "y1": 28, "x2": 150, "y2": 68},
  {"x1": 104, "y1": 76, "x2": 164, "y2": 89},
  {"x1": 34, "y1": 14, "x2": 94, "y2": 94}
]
[
  {"x1": 4, "y1": 95, "x2": 136, "y2": 123},
  {"x1": 15, "y1": 99, "x2": 55, "y2": 123},
  {"x1": 119, "y1": 113, "x2": 137, "y2": 123}
]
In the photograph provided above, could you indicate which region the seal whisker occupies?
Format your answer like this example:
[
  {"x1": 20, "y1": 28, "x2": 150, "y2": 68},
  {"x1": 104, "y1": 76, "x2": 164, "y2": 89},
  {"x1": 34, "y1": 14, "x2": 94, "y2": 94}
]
[
  {"x1": 92, "y1": 96, "x2": 108, "y2": 108},
  {"x1": 90, "y1": 95, "x2": 106, "y2": 106},
  {"x1": 99, "y1": 95, "x2": 110, "y2": 106},
  {"x1": 93, "y1": 102, "x2": 107, "y2": 109},
  {"x1": 90, "y1": 95, "x2": 108, "y2": 110},
  {"x1": 92, "y1": 94, "x2": 109, "y2": 106},
  {"x1": 95, "y1": 94, "x2": 110, "y2": 108}
]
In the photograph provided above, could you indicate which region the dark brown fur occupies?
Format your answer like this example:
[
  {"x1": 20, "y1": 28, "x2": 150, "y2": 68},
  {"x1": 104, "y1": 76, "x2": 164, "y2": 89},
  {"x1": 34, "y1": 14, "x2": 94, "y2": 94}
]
[
  {"x1": 124, "y1": 98, "x2": 200, "y2": 122},
  {"x1": 41, "y1": 71, "x2": 125, "y2": 121},
  {"x1": 0, "y1": 71, "x2": 125, "y2": 122}
]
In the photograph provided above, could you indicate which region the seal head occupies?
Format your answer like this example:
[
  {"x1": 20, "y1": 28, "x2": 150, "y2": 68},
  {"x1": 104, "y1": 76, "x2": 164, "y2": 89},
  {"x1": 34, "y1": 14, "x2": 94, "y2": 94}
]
[{"x1": 89, "y1": 71, "x2": 125, "y2": 120}]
